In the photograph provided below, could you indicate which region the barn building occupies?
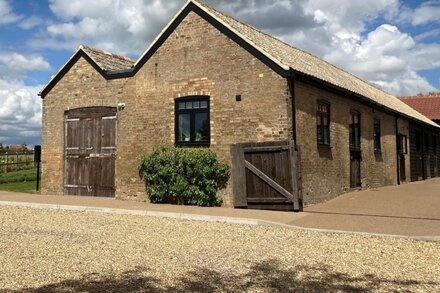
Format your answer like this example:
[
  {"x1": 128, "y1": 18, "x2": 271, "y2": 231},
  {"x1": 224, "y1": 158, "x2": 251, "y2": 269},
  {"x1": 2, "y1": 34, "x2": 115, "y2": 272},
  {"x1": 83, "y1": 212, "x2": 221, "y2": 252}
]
[{"x1": 40, "y1": 0, "x2": 440, "y2": 210}]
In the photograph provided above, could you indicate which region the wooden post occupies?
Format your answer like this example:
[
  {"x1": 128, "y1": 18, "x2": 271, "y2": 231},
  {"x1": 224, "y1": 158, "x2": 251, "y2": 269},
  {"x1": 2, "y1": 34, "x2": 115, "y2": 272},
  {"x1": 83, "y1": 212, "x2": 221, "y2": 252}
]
[
  {"x1": 296, "y1": 145, "x2": 303, "y2": 211},
  {"x1": 230, "y1": 144, "x2": 247, "y2": 208},
  {"x1": 289, "y1": 140, "x2": 300, "y2": 212}
]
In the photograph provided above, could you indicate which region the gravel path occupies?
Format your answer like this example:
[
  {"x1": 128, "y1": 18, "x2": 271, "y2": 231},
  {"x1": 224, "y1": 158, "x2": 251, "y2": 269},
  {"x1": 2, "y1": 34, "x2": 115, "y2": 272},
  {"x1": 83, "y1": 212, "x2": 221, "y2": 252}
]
[{"x1": 0, "y1": 206, "x2": 439, "y2": 292}]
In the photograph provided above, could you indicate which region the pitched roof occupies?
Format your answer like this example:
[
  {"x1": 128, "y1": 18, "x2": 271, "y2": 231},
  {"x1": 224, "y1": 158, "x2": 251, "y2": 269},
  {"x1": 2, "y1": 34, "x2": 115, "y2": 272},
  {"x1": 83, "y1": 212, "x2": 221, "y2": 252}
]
[
  {"x1": 188, "y1": 0, "x2": 438, "y2": 127},
  {"x1": 400, "y1": 96, "x2": 440, "y2": 120},
  {"x1": 39, "y1": 0, "x2": 439, "y2": 128},
  {"x1": 80, "y1": 45, "x2": 135, "y2": 72}
]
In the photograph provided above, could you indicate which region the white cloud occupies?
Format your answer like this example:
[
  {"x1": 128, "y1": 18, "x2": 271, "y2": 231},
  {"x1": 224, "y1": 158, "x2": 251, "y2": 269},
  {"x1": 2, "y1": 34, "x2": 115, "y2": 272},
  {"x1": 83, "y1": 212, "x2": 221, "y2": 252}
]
[
  {"x1": 18, "y1": 16, "x2": 45, "y2": 30},
  {"x1": 28, "y1": 0, "x2": 182, "y2": 55},
  {"x1": 323, "y1": 24, "x2": 439, "y2": 95},
  {"x1": 0, "y1": 0, "x2": 21, "y2": 25},
  {"x1": 0, "y1": 52, "x2": 51, "y2": 80},
  {"x1": 412, "y1": 1, "x2": 440, "y2": 26},
  {"x1": 0, "y1": 51, "x2": 50, "y2": 145},
  {"x1": 0, "y1": 80, "x2": 42, "y2": 145},
  {"x1": 26, "y1": 0, "x2": 440, "y2": 96}
]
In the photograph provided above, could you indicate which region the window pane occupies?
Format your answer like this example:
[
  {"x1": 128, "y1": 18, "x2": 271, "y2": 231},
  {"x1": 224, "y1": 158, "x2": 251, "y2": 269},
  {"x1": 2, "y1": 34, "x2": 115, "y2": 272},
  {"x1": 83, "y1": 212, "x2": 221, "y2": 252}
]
[
  {"x1": 178, "y1": 114, "x2": 191, "y2": 142},
  {"x1": 185, "y1": 101, "x2": 193, "y2": 109},
  {"x1": 323, "y1": 127, "x2": 329, "y2": 145},
  {"x1": 200, "y1": 100, "x2": 208, "y2": 108},
  {"x1": 193, "y1": 100, "x2": 200, "y2": 108},
  {"x1": 194, "y1": 112, "x2": 209, "y2": 141},
  {"x1": 317, "y1": 126, "x2": 322, "y2": 143},
  {"x1": 178, "y1": 102, "x2": 186, "y2": 110}
]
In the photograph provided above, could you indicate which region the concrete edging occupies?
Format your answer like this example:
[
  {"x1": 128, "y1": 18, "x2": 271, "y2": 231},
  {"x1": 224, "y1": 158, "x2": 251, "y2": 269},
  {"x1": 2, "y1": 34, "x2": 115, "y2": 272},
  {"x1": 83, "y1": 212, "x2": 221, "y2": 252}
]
[{"x1": 0, "y1": 200, "x2": 439, "y2": 242}]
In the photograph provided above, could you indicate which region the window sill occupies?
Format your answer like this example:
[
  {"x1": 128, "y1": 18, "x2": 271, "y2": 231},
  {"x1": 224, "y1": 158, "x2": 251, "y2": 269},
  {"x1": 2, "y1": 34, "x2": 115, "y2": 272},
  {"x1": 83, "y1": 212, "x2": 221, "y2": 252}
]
[
  {"x1": 175, "y1": 142, "x2": 210, "y2": 148},
  {"x1": 317, "y1": 143, "x2": 332, "y2": 149}
]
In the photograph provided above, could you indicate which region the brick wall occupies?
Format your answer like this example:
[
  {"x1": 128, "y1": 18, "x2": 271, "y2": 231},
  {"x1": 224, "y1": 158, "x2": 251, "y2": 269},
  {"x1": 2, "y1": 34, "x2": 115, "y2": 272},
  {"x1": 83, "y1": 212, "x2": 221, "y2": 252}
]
[
  {"x1": 42, "y1": 11, "x2": 291, "y2": 206},
  {"x1": 41, "y1": 58, "x2": 132, "y2": 195},
  {"x1": 295, "y1": 80, "x2": 399, "y2": 204}
]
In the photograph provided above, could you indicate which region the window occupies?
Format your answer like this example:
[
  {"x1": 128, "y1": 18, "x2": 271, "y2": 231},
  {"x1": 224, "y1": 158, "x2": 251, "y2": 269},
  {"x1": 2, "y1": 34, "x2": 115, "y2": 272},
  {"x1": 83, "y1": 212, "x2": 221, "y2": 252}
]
[
  {"x1": 398, "y1": 134, "x2": 408, "y2": 154},
  {"x1": 373, "y1": 119, "x2": 381, "y2": 152},
  {"x1": 433, "y1": 135, "x2": 437, "y2": 153},
  {"x1": 316, "y1": 101, "x2": 330, "y2": 146},
  {"x1": 175, "y1": 96, "x2": 210, "y2": 146},
  {"x1": 349, "y1": 111, "x2": 361, "y2": 151}
]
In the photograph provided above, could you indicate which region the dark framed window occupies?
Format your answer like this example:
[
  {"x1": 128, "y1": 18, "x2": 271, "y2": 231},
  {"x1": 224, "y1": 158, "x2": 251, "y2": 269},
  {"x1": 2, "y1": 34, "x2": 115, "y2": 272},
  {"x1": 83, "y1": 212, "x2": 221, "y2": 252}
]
[
  {"x1": 349, "y1": 111, "x2": 361, "y2": 151},
  {"x1": 398, "y1": 134, "x2": 408, "y2": 154},
  {"x1": 373, "y1": 119, "x2": 381, "y2": 152},
  {"x1": 175, "y1": 96, "x2": 210, "y2": 146},
  {"x1": 316, "y1": 101, "x2": 330, "y2": 146}
]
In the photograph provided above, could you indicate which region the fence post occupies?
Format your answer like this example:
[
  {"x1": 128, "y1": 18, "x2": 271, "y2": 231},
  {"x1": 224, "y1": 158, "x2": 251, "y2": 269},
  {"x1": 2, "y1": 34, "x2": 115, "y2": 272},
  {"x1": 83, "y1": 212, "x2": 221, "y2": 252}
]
[
  {"x1": 230, "y1": 144, "x2": 247, "y2": 208},
  {"x1": 34, "y1": 146, "x2": 41, "y2": 191}
]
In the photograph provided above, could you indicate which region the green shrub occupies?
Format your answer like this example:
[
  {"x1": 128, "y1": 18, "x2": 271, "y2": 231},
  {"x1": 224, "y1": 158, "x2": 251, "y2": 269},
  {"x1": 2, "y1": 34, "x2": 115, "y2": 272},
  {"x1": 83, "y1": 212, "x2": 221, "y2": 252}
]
[{"x1": 139, "y1": 147, "x2": 229, "y2": 206}]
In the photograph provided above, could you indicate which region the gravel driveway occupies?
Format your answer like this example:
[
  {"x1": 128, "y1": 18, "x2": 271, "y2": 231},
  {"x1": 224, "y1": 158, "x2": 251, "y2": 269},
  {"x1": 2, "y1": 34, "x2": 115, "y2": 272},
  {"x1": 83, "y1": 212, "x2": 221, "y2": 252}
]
[{"x1": 0, "y1": 206, "x2": 439, "y2": 292}]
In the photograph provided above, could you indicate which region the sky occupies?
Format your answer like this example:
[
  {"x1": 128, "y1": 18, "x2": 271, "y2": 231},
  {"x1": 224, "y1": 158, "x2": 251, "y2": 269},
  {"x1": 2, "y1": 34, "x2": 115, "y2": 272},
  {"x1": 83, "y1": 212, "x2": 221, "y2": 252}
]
[{"x1": 0, "y1": 0, "x2": 440, "y2": 146}]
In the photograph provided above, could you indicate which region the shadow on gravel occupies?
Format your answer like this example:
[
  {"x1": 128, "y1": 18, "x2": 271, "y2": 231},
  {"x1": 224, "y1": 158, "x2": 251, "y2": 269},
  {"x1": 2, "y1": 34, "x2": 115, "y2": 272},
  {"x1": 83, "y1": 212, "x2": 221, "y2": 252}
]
[{"x1": 7, "y1": 260, "x2": 434, "y2": 292}]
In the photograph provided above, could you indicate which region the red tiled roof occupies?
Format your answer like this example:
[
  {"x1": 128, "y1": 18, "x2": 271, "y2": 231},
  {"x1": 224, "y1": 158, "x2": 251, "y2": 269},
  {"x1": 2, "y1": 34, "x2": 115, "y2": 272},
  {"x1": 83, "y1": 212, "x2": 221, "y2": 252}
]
[{"x1": 400, "y1": 96, "x2": 440, "y2": 120}]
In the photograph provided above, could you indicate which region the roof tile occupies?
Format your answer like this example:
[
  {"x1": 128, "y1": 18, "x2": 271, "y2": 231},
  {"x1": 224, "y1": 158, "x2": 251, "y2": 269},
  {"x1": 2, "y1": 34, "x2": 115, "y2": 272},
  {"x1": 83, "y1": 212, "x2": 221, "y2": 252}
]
[
  {"x1": 400, "y1": 96, "x2": 440, "y2": 120},
  {"x1": 80, "y1": 45, "x2": 135, "y2": 72}
]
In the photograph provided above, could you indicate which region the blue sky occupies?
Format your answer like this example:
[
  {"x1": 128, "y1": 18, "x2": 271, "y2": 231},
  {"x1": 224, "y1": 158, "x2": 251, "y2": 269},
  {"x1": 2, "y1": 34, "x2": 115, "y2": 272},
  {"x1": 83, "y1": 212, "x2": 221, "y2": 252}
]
[{"x1": 0, "y1": 0, "x2": 440, "y2": 146}]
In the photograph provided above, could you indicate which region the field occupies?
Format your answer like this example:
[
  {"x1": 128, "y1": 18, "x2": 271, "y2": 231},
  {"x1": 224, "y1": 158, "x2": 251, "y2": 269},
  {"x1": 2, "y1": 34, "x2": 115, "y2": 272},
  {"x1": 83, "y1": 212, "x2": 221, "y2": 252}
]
[{"x1": 0, "y1": 168, "x2": 37, "y2": 193}]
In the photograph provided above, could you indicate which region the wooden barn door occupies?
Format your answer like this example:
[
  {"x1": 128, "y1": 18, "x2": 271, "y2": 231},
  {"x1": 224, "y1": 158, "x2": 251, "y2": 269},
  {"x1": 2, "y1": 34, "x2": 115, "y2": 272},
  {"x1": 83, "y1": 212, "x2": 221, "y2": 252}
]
[{"x1": 64, "y1": 107, "x2": 117, "y2": 197}]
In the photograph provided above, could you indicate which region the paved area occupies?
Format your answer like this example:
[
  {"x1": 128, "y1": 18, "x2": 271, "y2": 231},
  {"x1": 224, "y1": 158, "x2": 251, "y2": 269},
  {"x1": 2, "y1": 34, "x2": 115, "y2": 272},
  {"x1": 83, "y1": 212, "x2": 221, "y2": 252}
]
[
  {"x1": 298, "y1": 178, "x2": 440, "y2": 237},
  {"x1": 0, "y1": 177, "x2": 439, "y2": 237}
]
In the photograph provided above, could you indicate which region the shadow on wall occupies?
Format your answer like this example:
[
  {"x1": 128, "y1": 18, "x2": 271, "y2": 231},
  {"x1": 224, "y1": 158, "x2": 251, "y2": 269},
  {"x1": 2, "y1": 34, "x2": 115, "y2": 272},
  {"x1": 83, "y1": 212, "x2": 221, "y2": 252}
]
[{"x1": 10, "y1": 259, "x2": 433, "y2": 292}]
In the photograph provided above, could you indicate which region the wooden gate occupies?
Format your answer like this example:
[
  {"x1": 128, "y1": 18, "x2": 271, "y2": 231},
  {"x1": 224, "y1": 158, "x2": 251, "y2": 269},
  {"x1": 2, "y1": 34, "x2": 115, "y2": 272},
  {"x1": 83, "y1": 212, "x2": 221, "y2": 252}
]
[
  {"x1": 64, "y1": 107, "x2": 117, "y2": 197},
  {"x1": 231, "y1": 141, "x2": 301, "y2": 211}
]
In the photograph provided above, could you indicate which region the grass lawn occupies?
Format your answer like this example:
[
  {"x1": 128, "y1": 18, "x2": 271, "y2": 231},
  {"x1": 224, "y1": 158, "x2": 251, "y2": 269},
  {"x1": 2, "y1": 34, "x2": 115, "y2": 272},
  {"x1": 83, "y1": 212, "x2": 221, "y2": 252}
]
[
  {"x1": 0, "y1": 168, "x2": 37, "y2": 184},
  {"x1": 0, "y1": 168, "x2": 38, "y2": 193},
  {"x1": 0, "y1": 181, "x2": 37, "y2": 193}
]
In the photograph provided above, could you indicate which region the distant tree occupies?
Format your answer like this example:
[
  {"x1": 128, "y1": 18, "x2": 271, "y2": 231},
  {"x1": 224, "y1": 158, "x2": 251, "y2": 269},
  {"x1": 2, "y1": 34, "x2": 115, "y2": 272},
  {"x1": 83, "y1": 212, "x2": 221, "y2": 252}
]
[
  {"x1": 20, "y1": 143, "x2": 28, "y2": 153},
  {"x1": 428, "y1": 91, "x2": 440, "y2": 96}
]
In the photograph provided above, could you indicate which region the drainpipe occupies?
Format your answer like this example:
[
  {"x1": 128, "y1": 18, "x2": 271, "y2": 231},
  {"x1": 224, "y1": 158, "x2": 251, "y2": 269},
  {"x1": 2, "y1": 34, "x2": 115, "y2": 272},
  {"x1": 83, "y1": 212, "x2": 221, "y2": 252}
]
[{"x1": 395, "y1": 116, "x2": 400, "y2": 185}]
